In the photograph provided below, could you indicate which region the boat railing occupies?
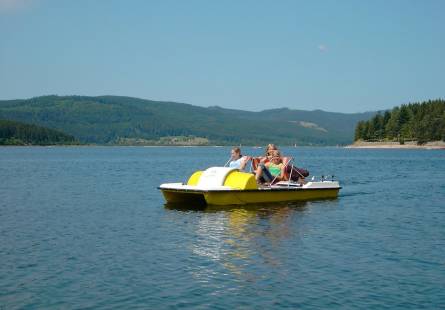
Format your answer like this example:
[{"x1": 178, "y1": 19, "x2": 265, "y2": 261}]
[{"x1": 270, "y1": 157, "x2": 295, "y2": 187}]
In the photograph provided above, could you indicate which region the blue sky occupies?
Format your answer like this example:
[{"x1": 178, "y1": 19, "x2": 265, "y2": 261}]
[{"x1": 1, "y1": 0, "x2": 444, "y2": 112}]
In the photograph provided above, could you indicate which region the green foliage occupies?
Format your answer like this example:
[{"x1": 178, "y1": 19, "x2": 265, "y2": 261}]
[
  {"x1": 354, "y1": 99, "x2": 445, "y2": 143},
  {"x1": 114, "y1": 136, "x2": 209, "y2": 146},
  {"x1": 0, "y1": 95, "x2": 376, "y2": 146},
  {"x1": 0, "y1": 119, "x2": 78, "y2": 145}
]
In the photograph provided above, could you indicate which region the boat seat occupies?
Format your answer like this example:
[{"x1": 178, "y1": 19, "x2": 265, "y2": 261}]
[{"x1": 251, "y1": 157, "x2": 265, "y2": 171}]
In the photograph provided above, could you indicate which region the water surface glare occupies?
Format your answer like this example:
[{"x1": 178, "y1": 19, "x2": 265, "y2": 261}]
[{"x1": 1, "y1": 147, "x2": 444, "y2": 309}]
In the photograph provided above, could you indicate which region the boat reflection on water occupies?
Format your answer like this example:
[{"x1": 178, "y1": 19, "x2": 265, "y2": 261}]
[
  {"x1": 164, "y1": 201, "x2": 331, "y2": 284},
  {"x1": 164, "y1": 200, "x2": 315, "y2": 213}
]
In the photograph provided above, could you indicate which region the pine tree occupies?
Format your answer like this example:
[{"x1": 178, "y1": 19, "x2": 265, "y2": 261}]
[{"x1": 354, "y1": 99, "x2": 445, "y2": 143}]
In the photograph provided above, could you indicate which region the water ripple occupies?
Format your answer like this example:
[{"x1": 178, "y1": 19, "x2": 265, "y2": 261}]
[{"x1": 1, "y1": 147, "x2": 444, "y2": 309}]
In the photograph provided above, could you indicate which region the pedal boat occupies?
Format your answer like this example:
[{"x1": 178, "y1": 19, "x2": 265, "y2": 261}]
[{"x1": 159, "y1": 167, "x2": 341, "y2": 206}]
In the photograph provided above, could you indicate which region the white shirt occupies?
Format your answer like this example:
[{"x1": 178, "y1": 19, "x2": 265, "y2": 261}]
[{"x1": 229, "y1": 157, "x2": 244, "y2": 170}]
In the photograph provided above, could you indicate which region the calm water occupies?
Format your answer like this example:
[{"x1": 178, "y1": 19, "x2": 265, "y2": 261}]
[{"x1": 1, "y1": 146, "x2": 444, "y2": 309}]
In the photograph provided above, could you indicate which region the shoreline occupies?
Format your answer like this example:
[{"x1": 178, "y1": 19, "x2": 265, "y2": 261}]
[
  {"x1": 0, "y1": 144, "x2": 340, "y2": 148},
  {"x1": 2, "y1": 142, "x2": 444, "y2": 149},
  {"x1": 346, "y1": 141, "x2": 445, "y2": 149}
]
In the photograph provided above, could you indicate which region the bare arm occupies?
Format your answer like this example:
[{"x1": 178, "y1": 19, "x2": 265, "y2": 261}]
[
  {"x1": 239, "y1": 156, "x2": 247, "y2": 170},
  {"x1": 239, "y1": 156, "x2": 251, "y2": 170},
  {"x1": 278, "y1": 164, "x2": 287, "y2": 181}
]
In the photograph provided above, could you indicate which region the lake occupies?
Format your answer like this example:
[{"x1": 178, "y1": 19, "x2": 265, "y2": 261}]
[{"x1": 1, "y1": 146, "x2": 444, "y2": 309}]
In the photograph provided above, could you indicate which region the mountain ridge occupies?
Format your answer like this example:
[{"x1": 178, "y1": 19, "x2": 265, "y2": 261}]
[{"x1": 0, "y1": 95, "x2": 376, "y2": 145}]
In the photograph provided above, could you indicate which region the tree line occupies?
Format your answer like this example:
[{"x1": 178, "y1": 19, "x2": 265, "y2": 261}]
[
  {"x1": 354, "y1": 99, "x2": 445, "y2": 144},
  {"x1": 0, "y1": 119, "x2": 78, "y2": 145}
]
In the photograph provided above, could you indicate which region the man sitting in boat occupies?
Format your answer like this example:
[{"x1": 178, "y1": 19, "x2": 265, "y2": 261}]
[
  {"x1": 228, "y1": 147, "x2": 251, "y2": 171},
  {"x1": 255, "y1": 150, "x2": 288, "y2": 184}
]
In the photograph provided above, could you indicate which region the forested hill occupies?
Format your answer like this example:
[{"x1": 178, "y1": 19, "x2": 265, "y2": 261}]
[
  {"x1": 0, "y1": 119, "x2": 78, "y2": 145},
  {"x1": 0, "y1": 95, "x2": 375, "y2": 146},
  {"x1": 354, "y1": 99, "x2": 445, "y2": 144}
]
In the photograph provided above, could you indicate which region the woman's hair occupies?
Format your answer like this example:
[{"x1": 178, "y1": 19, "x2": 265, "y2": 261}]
[
  {"x1": 271, "y1": 150, "x2": 281, "y2": 158},
  {"x1": 232, "y1": 147, "x2": 242, "y2": 156},
  {"x1": 265, "y1": 144, "x2": 278, "y2": 156}
]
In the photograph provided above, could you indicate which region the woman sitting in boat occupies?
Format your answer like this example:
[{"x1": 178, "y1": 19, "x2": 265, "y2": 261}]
[
  {"x1": 261, "y1": 143, "x2": 278, "y2": 163},
  {"x1": 252, "y1": 143, "x2": 284, "y2": 172},
  {"x1": 255, "y1": 150, "x2": 287, "y2": 184},
  {"x1": 228, "y1": 147, "x2": 251, "y2": 171}
]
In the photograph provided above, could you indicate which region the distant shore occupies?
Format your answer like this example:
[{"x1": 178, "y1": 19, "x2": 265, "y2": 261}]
[{"x1": 346, "y1": 141, "x2": 445, "y2": 149}]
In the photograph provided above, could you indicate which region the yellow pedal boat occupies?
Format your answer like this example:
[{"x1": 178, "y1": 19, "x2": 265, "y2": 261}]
[{"x1": 159, "y1": 167, "x2": 341, "y2": 206}]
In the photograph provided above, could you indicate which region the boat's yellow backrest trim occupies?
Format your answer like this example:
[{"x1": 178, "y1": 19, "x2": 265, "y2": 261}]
[
  {"x1": 187, "y1": 171, "x2": 203, "y2": 186},
  {"x1": 224, "y1": 171, "x2": 258, "y2": 190}
]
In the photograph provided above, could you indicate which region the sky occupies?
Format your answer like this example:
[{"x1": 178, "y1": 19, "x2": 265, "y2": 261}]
[{"x1": 1, "y1": 0, "x2": 444, "y2": 113}]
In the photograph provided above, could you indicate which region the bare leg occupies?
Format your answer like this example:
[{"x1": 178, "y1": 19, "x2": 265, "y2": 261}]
[{"x1": 255, "y1": 166, "x2": 263, "y2": 182}]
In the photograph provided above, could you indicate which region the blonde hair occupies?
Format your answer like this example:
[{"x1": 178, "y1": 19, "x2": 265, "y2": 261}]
[{"x1": 265, "y1": 144, "x2": 278, "y2": 156}]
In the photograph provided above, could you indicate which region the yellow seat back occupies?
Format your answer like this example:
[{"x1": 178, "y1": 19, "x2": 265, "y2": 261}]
[
  {"x1": 187, "y1": 171, "x2": 203, "y2": 185},
  {"x1": 224, "y1": 171, "x2": 258, "y2": 190}
]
